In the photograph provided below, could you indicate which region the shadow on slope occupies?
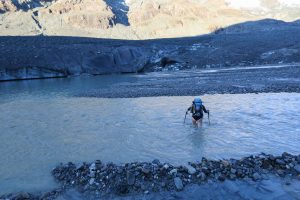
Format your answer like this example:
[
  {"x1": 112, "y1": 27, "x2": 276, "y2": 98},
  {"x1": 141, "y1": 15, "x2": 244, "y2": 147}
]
[
  {"x1": 0, "y1": 19, "x2": 300, "y2": 81},
  {"x1": 211, "y1": 18, "x2": 300, "y2": 34},
  {"x1": 11, "y1": 0, "x2": 43, "y2": 11},
  {"x1": 104, "y1": 0, "x2": 130, "y2": 26}
]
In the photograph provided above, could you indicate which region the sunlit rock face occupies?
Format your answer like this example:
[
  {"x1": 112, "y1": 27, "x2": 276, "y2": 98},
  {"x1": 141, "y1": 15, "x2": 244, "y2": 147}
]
[
  {"x1": 0, "y1": 0, "x2": 299, "y2": 39},
  {"x1": 0, "y1": 0, "x2": 17, "y2": 13},
  {"x1": 42, "y1": 0, "x2": 115, "y2": 30}
]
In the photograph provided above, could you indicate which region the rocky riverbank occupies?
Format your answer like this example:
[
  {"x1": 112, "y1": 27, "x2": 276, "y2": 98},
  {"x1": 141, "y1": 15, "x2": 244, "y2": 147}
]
[
  {"x1": 78, "y1": 64, "x2": 300, "y2": 98},
  {"x1": 1, "y1": 152, "x2": 299, "y2": 200}
]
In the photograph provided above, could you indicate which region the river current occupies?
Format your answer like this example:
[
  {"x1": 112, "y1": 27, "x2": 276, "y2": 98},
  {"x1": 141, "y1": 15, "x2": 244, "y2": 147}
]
[{"x1": 0, "y1": 74, "x2": 299, "y2": 194}]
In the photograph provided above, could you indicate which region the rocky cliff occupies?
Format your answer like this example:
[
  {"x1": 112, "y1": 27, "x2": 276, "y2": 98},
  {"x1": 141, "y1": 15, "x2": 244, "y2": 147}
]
[{"x1": 0, "y1": 0, "x2": 299, "y2": 39}]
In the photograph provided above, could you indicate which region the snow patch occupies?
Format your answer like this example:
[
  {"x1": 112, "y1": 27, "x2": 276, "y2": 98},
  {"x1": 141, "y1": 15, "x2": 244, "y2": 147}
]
[
  {"x1": 225, "y1": 0, "x2": 300, "y2": 11},
  {"x1": 278, "y1": 0, "x2": 300, "y2": 7}
]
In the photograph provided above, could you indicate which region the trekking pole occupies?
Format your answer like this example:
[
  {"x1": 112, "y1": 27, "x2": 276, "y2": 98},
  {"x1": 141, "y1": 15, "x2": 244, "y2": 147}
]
[
  {"x1": 208, "y1": 111, "x2": 211, "y2": 125},
  {"x1": 184, "y1": 111, "x2": 188, "y2": 124}
]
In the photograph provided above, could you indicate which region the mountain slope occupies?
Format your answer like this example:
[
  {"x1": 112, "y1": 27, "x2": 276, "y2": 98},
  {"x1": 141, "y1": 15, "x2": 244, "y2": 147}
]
[{"x1": 0, "y1": 0, "x2": 299, "y2": 39}]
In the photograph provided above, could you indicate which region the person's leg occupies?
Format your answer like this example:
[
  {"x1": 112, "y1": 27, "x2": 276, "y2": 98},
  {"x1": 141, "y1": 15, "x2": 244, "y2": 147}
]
[
  {"x1": 197, "y1": 118, "x2": 203, "y2": 126},
  {"x1": 192, "y1": 118, "x2": 197, "y2": 125}
]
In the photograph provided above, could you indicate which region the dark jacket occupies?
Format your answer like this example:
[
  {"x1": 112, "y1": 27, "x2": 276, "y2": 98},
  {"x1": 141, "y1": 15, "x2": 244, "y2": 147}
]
[{"x1": 187, "y1": 104, "x2": 208, "y2": 117}]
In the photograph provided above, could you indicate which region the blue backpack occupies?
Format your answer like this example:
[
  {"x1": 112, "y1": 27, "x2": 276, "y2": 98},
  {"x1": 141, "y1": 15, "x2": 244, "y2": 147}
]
[{"x1": 193, "y1": 97, "x2": 202, "y2": 112}]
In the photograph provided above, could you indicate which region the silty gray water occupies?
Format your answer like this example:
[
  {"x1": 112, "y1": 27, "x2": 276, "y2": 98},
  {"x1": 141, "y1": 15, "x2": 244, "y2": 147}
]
[{"x1": 0, "y1": 75, "x2": 299, "y2": 194}]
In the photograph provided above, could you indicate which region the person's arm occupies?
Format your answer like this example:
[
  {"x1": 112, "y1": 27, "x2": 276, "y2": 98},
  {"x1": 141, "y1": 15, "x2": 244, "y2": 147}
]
[
  {"x1": 187, "y1": 106, "x2": 192, "y2": 113},
  {"x1": 202, "y1": 105, "x2": 209, "y2": 113}
]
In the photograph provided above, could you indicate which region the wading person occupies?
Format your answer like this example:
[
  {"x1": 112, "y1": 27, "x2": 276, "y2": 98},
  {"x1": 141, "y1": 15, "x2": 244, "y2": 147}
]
[{"x1": 186, "y1": 97, "x2": 209, "y2": 126}]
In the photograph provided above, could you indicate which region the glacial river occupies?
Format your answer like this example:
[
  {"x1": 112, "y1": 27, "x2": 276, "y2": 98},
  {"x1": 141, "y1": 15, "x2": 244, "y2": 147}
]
[{"x1": 0, "y1": 75, "x2": 299, "y2": 194}]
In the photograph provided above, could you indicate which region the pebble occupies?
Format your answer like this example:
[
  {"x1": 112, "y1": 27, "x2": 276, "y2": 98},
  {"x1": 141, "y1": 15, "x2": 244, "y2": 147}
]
[
  {"x1": 174, "y1": 177, "x2": 184, "y2": 191},
  {"x1": 269, "y1": 155, "x2": 275, "y2": 161},
  {"x1": 152, "y1": 159, "x2": 160, "y2": 165},
  {"x1": 222, "y1": 160, "x2": 230, "y2": 167},
  {"x1": 144, "y1": 190, "x2": 149, "y2": 194},
  {"x1": 230, "y1": 174, "x2": 236, "y2": 179},
  {"x1": 294, "y1": 165, "x2": 300, "y2": 173},
  {"x1": 276, "y1": 159, "x2": 286, "y2": 165},
  {"x1": 89, "y1": 163, "x2": 96, "y2": 171},
  {"x1": 163, "y1": 164, "x2": 169, "y2": 169},
  {"x1": 169, "y1": 169, "x2": 178, "y2": 176},
  {"x1": 142, "y1": 166, "x2": 150, "y2": 174},
  {"x1": 89, "y1": 178, "x2": 95, "y2": 185},
  {"x1": 197, "y1": 172, "x2": 206, "y2": 181},
  {"x1": 186, "y1": 165, "x2": 197, "y2": 175},
  {"x1": 230, "y1": 168, "x2": 237, "y2": 174},
  {"x1": 218, "y1": 175, "x2": 226, "y2": 182},
  {"x1": 126, "y1": 171, "x2": 135, "y2": 186},
  {"x1": 296, "y1": 156, "x2": 300, "y2": 163},
  {"x1": 277, "y1": 169, "x2": 284, "y2": 176},
  {"x1": 252, "y1": 173, "x2": 261, "y2": 181}
]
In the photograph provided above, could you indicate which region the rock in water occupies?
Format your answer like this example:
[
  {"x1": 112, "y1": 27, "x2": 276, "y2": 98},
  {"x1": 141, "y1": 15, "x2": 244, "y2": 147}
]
[
  {"x1": 252, "y1": 173, "x2": 261, "y2": 181},
  {"x1": 174, "y1": 177, "x2": 184, "y2": 191},
  {"x1": 126, "y1": 171, "x2": 135, "y2": 186}
]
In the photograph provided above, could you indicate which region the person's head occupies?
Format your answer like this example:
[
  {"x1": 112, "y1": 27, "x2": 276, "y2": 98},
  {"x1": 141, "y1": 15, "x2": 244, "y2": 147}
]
[{"x1": 193, "y1": 96, "x2": 202, "y2": 104}]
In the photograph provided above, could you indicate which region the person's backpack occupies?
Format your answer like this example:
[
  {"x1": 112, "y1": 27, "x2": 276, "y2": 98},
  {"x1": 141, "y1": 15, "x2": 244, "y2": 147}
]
[
  {"x1": 194, "y1": 101, "x2": 202, "y2": 112},
  {"x1": 193, "y1": 97, "x2": 202, "y2": 113}
]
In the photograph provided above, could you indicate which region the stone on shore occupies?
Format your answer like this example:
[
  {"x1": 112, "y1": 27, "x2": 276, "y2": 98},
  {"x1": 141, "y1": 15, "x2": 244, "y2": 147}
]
[
  {"x1": 276, "y1": 159, "x2": 286, "y2": 165},
  {"x1": 252, "y1": 173, "x2": 261, "y2": 181},
  {"x1": 174, "y1": 177, "x2": 184, "y2": 191},
  {"x1": 294, "y1": 165, "x2": 300, "y2": 173},
  {"x1": 126, "y1": 171, "x2": 135, "y2": 186},
  {"x1": 169, "y1": 169, "x2": 178, "y2": 176},
  {"x1": 186, "y1": 164, "x2": 197, "y2": 175}
]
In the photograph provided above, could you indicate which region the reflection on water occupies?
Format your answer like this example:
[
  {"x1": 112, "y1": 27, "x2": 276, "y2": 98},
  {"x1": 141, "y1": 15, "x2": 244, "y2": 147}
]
[{"x1": 0, "y1": 77, "x2": 299, "y2": 194}]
